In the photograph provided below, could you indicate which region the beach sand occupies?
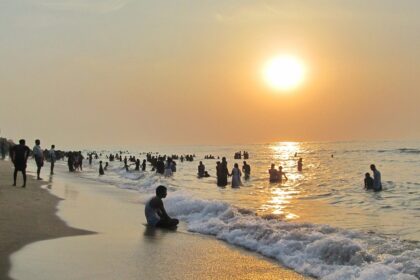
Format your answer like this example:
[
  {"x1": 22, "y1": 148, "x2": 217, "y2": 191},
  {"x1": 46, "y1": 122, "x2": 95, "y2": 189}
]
[
  {"x1": 2, "y1": 161, "x2": 308, "y2": 280},
  {"x1": 0, "y1": 160, "x2": 93, "y2": 280}
]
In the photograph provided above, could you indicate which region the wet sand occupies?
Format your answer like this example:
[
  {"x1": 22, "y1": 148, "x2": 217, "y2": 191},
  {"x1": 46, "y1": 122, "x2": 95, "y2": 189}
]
[
  {"x1": 0, "y1": 160, "x2": 93, "y2": 280},
  {"x1": 8, "y1": 164, "x2": 309, "y2": 280}
]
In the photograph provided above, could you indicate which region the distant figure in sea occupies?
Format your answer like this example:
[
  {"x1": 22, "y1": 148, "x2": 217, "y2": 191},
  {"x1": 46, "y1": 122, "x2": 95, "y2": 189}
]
[
  {"x1": 156, "y1": 158, "x2": 165, "y2": 174},
  {"x1": 370, "y1": 164, "x2": 382, "y2": 191},
  {"x1": 89, "y1": 153, "x2": 93, "y2": 165},
  {"x1": 297, "y1": 158, "x2": 303, "y2": 172},
  {"x1": 231, "y1": 163, "x2": 242, "y2": 188},
  {"x1": 164, "y1": 158, "x2": 173, "y2": 177},
  {"x1": 104, "y1": 162, "x2": 109, "y2": 171},
  {"x1": 33, "y1": 139, "x2": 44, "y2": 180},
  {"x1": 145, "y1": 185, "x2": 179, "y2": 229},
  {"x1": 10, "y1": 139, "x2": 30, "y2": 188},
  {"x1": 0, "y1": 139, "x2": 6, "y2": 159},
  {"x1": 217, "y1": 157, "x2": 229, "y2": 187},
  {"x1": 242, "y1": 161, "x2": 251, "y2": 180},
  {"x1": 142, "y1": 159, "x2": 146, "y2": 171},
  {"x1": 135, "y1": 159, "x2": 140, "y2": 171},
  {"x1": 198, "y1": 161, "x2": 206, "y2": 178},
  {"x1": 49, "y1": 145, "x2": 56, "y2": 175},
  {"x1": 268, "y1": 163, "x2": 279, "y2": 183},
  {"x1": 364, "y1": 173, "x2": 374, "y2": 190},
  {"x1": 99, "y1": 161, "x2": 104, "y2": 175},
  {"x1": 278, "y1": 166, "x2": 288, "y2": 183}
]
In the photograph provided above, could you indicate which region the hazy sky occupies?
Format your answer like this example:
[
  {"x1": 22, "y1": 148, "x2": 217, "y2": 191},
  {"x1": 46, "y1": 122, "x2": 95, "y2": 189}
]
[{"x1": 1, "y1": 0, "x2": 419, "y2": 149}]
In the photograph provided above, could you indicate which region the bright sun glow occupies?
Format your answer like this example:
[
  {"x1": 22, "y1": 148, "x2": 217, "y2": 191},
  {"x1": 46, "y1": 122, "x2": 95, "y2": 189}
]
[{"x1": 263, "y1": 55, "x2": 306, "y2": 91}]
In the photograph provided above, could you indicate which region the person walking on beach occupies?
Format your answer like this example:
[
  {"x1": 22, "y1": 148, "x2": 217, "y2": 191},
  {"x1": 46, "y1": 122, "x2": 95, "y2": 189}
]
[
  {"x1": 242, "y1": 161, "x2": 251, "y2": 180},
  {"x1": 145, "y1": 185, "x2": 179, "y2": 229},
  {"x1": 33, "y1": 139, "x2": 44, "y2": 180},
  {"x1": 370, "y1": 164, "x2": 382, "y2": 191},
  {"x1": 10, "y1": 139, "x2": 30, "y2": 188},
  {"x1": 231, "y1": 163, "x2": 242, "y2": 188},
  {"x1": 49, "y1": 145, "x2": 56, "y2": 175}
]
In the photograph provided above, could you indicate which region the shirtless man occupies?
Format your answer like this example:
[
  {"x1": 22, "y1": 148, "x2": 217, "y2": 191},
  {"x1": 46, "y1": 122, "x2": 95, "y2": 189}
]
[{"x1": 145, "y1": 185, "x2": 179, "y2": 228}]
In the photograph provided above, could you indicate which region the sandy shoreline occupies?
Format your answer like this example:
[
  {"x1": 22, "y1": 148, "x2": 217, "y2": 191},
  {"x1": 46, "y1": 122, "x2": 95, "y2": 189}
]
[
  {"x1": 0, "y1": 160, "x2": 93, "y2": 280},
  {"x1": 2, "y1": 160, "x2": 309, "y2": 279}
]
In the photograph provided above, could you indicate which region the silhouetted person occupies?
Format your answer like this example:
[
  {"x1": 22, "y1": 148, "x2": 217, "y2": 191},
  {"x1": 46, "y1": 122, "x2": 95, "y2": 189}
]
[
  {"x1": 145, "y1": 185, "x2": 179, "y2": 228},
  {"x1": 135, "y1": 159, "x2": 140, "y2": 171},
  {"x1": 364, "y1": 173, "x2": 374, "y2": 190},
  {"x1": 231, "y1": 163, "x2": 242, "y2": 188},
  {"x1": 198, "y1": 161, "x2": 205, "y2": 178},
  {"x1": 104, "y1": 162, "x2": 109, "y2": 171},
  {"x1": 268, "y1": 164, "x2": 279, "y2": 182},
  {"x1": 89, "y1": 153, "x2": 93, "y2": 165},
  {"x1": 142, "y1": 159, "x2": 146, "y2": 171},
  {"x1": 0, "y1": 139, "x2": 6, "y2": 160},
  {"x1": 242, "y1": 161, "x2": 251, "y2": 180},
  {"x1": 99, "y1": 161, "x2": 104, "y2": 175},
  {"x1": 68, "y1": 152, "x2": 75, "y2": 172},
  {"x1": 10, "y1": 139, "x2": 30, "y2": 187},
  {"x1": 33, "y1": 139, "x2": 44, "y2": 180},
  {"x1": 216, "y1": 161, "x2": 221, "y2": 185},
  {"x1": 297, "y1": 158, "x2": 303, "y2": 172},
  {"x1": 370, "y1": 164, "x2": 382, "y2": 191},
  {"x1": 218, "y1": 157, "x2": 229, "y2": 187},
  {"x1": 156, "y1": 159, "x2": 165, "y2": 174},
  {"x1": 278, "y1": 166, "x2": 288, "y2": 182},
  {"x1": 49, "y1": 145, "x2": 56, "y2": 175}
]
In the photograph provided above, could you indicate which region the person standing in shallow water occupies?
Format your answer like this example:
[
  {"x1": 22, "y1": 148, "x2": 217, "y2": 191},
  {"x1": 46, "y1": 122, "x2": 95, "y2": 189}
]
[
  {"x1": 10, "y1": 139, "x2": 30, "y2": 187},
  {"x1": 297, "y1": 158, "x2": 303, "y2": 172},
  {"x1": 231, "y1": 163, "x2": 242, "y2": 188},
  {"x1": 242, "y1": 161, "x2": 251, "y2": 180},
  {"x1": 218, "y1": 157, "x2": 229, "y2": 187},
  {"x1": 33, "y1": 139, "x2": 44, "y2": 180},
  {"x1": 99, "y1": 161, "x2": 104, "y2": 175},
  {"x1": 49, "y1": 145, "x2": 56, "y2": 175},
  {"x1": 370, "y1": 164, "x2": 382, "y2": 191},
  {"x1": 364, "y1": 173, "x2": 374, "y2": 190},
  {"x1": 145, "y1": 185, "x2": 179, "y2": 229}
]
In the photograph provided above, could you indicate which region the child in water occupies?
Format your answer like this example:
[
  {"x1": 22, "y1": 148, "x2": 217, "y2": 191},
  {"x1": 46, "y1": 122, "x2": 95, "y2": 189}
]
[{"x1": 364, "y1": 173, "x2": 373, "y2": 190}]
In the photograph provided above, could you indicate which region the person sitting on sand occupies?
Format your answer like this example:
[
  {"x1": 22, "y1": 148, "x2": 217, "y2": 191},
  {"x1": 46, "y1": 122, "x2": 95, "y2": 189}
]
[
  {"x1": 10, "y1": 139, "x2": 30, "y2": 188},
  {"x1": 364, "y1": 173, "x2": 374, "y2": 190},
  {"x1": 99, "y1": 161, "x2": 104, "y2": 175},
  {"x1": 370, "y1": 164, "x2": 382, "y2": 191},
  {"x1": 268, "y1": 163, "x2": 279, "y2": 183},
  {"x1": 145, "y1": 185, "x2": 179, "y2": 228}
]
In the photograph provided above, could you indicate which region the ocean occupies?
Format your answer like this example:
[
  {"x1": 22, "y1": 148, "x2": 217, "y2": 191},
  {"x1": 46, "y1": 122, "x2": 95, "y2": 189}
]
[{"x1": 61, "y1": 140, "x2": 420, "y2": 279}]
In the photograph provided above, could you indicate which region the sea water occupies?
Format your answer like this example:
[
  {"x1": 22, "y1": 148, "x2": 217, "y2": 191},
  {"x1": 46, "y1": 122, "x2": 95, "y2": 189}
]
[{"x1": 60, "y1": 141, "x2": 420, "y2": 279}]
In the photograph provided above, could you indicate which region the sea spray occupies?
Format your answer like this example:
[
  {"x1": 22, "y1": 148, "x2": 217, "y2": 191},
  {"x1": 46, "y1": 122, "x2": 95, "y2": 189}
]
[{"x1": 165, "y1": 193, "x2": 419, "y2": 280}]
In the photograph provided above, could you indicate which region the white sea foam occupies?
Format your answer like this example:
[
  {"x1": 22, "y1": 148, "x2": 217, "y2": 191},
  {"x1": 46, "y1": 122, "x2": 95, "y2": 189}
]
[
  {"x1": 62, "y1": 141, "x2": 420, "y2": 279},
  {"x1": 164, "y1": 193, "x2": 419, "y2": 280}
]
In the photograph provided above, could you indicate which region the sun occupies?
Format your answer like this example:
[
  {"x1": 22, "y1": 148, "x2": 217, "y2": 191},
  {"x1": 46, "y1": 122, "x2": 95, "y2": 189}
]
[{"x1": 263, "y1": 55, "x2": 306, "y2": 91}]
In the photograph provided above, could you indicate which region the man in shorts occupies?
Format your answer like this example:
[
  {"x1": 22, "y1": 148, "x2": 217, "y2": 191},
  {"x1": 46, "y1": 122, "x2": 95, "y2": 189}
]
[
  {"x1": 33, "y1": 139, "x2": 44, "y2": 180},
  {"x1": 10, "y1": 139, "x2": 30, "y2": 187}
]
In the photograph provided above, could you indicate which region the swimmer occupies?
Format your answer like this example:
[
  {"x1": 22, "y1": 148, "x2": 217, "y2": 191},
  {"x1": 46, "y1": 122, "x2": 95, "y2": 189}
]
[{"x1": 364, "y1": 172, "x2": 373, "y2": 190}]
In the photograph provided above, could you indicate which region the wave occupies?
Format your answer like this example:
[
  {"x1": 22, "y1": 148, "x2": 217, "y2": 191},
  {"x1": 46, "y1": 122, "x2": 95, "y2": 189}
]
[
  {"x1": 398, "y1": 148, "x2": 420, "y2": 154},
  {"x1": 165, "y1": 193, "x2": 419, "y2": 280}
]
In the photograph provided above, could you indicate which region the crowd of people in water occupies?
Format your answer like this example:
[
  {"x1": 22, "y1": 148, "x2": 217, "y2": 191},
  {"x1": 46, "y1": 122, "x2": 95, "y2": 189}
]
[
  {"x1": 2, "y1": 138, "x2": 382, "y2": 194},
  {"x1": 2, "y1": 137, "x2": 386, "y2": 230}
]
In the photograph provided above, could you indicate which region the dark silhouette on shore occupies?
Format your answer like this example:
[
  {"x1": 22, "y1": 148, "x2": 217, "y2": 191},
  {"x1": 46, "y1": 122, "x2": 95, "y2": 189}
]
[{"x1": 10, "y1": 139, "x2": 30, "y2": 187}]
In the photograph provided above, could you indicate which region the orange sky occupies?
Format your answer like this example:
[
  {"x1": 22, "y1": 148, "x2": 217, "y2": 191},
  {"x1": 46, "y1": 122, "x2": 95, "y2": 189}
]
[{"x1": 0, "y1": 1, "x2": 419, "y2": 149}]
